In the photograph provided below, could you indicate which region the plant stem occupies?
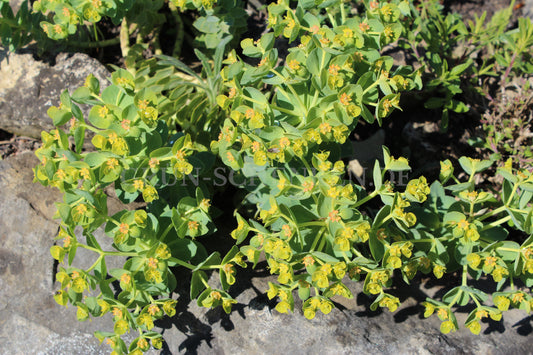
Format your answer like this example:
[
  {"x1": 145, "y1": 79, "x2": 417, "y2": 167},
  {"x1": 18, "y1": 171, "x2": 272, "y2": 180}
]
[
  {"x1": 160, "y1": 223, "x2": 174, "y2": 240},
  {"x1": 340, "y1": 0, "x2": 346, "y2": 23},
  {"x1": 309, "y1": 227, "x2": 325, "y2": 252},
  {"x1": 86, "y1": 254, "x2": 104, "y2": 272},
  {"x1": 168, "y1": 257, "x2": 195, "y2": 270},
  {"x1": 271, "y1": 104, "x2": 300, "y2": 117},
  {"x1": 299, "y1": 221, "x2": 325, "y2": 228},
  {"x1": 353, "y1": 189, "x2": 379, "y2": 208},
  {"x1": 478, "y1": 205, "x2": 506, "y2": 222},
  {"x1": 93, "y1": 23, "x2": 99, "y2": 42},
  {"x1": 67, "y1": 37, "x2": 121, "y2": 49},
  {"x1": 169, "y1": 2, "x2": 185, "y2": 58},
  {"x1": 501, "y1": 51, "x2": 517, "y2": 87},
  {"x1": 120, "y1": 17, "x2": 130, "y2": 57},
  {"x1": 480, "y1": 215, "x2": 512, "y2": 231}
]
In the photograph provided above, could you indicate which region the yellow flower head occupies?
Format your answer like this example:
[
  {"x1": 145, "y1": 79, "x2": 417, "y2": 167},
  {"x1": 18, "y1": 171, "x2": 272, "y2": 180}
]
[
  {"x1": 147, "y1": 304, "x2": 160, "y2": 316},
  {"x1": 117, "y1": 222, "x2": 129, "y2": 235},
  {"x1": 147, "y1": 257, "x2": 159, "y2": 269},
  {"x1": 328, "y1": 64, "x2": 340, "y2": 76},
  {"x1": 288, "y1": 59, "x2": 301, "y2": 71},
  {"x1": 98, "y1": 105, "x2": 109, "y2": 118},
  {"x1": 303, "y1": 255, "x2": 315, "y2": 267}
]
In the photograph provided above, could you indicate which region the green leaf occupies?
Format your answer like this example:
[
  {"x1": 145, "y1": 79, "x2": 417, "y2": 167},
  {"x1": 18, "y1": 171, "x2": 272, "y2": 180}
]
[
  {"x1": 68, "y1": 244, "x2": 77, "y2": 265},
  {"x1": 442, "y1": 287, "x2": 470, "y2": 306},
  {"x1": 298, "y1": 285, "x2": 310, "y2": 301},
  {"x1": 85, "y1": 233, "x2": 101, "y2": 250},
  {"x1": 48, "y1": 106, "x2": 71, "y2": 126},
  {"x1": 168, "y1": 238, "x2": 198, "y2": 261},
  {"x1": 192, "y1": 252, "x2": 221, "y2": 272},
  {"x1": 372, "y1": 205, "x2": 391, "y2": 229},
  {"x1": 88, "y1": 106, "x2": 112, "y2": 129},
  {"x1": 460, "y1": 286, "x2": 488, "y2": 303},
  {"x1": 101, "y1": 85, "x2": 124, "y2": 106},
  {"x1": 495, "y1": 241, "x2": 520, "y2": 262},
  {"x1": 84, "y1": 152, "x2": 113, "y2": 167},
  {"x1": 190, "y1": 270, "x2": 208, "y2": 300},
  {"x1": 373, "y1": 160, "x2": 382, "y2": 190},
  {"x1": 454, "y1": 242, "x2": 472, "y2": 265},
  {"x1": 458, "y1": 156, "x2": 473, "y2": 175},
  {"x1": 449, "y1": 60, "x2": 472, "y2": 77},
  {"x1": 369, "y1": 231, "x2": 386, "y2": 262},
  {"x1": 243, "y1": 87, "x2": 269, "y2": 107},
  {"x1": 445, "y1": 181, "x2": 473, "y2": 192},
  {"x1": 446, "y1": 99, "x2": 469, "y2": 113},
  {"x1": 479, "y1": 226, "x2": 508, "y2": 242},
  {"x1": 311, "y1": 251, "x2": 339, "y2": 263}
]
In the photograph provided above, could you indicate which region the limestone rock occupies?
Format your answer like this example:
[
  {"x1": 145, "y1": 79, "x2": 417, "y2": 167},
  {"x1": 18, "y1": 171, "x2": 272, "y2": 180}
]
[
  {"x1": 8, "y1": 0, "x2": 23, "y2": 13},
  {"x1": 0, "y1": 152, "x2": 110, "y2": 354},
  {"x1": 0, "y1": 49, "x2": 109, "y2": 138},
  {"x1": 151, "y1": 267, "x2": 533, "y2": 354},
  {"x1": 1, "y1": 152, "x2": 531, "y2": 355}
]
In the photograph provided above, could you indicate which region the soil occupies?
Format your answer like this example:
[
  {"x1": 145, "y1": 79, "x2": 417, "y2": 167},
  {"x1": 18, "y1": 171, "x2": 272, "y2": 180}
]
[{"x1": 0, "y1": 129, "x2": 41, "y2": 160}]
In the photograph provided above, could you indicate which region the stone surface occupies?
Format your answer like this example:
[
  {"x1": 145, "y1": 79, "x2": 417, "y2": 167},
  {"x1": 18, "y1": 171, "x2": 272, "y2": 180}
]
[
  {"x1": 0, "y1": 152, "x2": 143, "y2": 354},
  {"x1": 8, "y1": 0, "x2": 24, "y2": 13},
  {"x1": 152, "y1": 268, "x2": 533, "y2": 355},
  {"x1": 0, "y1": 152, "x2": 111, "y2": 354},
  {"x1": 0, "y1": 49, "x2": 109, "y2": 138},
  {"x1": 0, "y1": 152, "x2": 532, "y2": 355}
]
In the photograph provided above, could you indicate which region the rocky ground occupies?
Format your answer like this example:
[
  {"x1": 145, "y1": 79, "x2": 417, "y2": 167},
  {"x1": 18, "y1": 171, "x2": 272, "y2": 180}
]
[
  {"x1": 0, "y1": 153, "x2": 532, "y2": 354},
  {"x1": 1, "y1": 0, "x2": 533, "y2": 353},
  {"x1": 0, "y1": 50, "x2": 531, "y2": 355}
]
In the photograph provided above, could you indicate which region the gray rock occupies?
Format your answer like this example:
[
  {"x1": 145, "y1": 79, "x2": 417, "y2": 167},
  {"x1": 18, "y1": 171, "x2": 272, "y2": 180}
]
[
  {"x1": 0, "y1": 49, "x2": 109, "y2": 138},
  {"x1": 8, "y1": 0, "x2": 23, "y2": 13},
  {"x1": 0, "y1": 152, "x2": 111, "y2": 354},
  {"x1": 153, "y1": 269, "x2": 532, "y2": 355},
  {"x1": 523, "y1": 0, "x2": 533, "y2": 19},
  {"x1": 1, "y1": 152, "x2": 531, "y2": 355}
]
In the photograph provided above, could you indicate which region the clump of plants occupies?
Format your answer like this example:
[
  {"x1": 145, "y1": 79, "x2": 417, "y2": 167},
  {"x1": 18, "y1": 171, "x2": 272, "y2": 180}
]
[
  {"x1": 1, "y1": 0, "x2": 531, "y2": 353},
  {"x1": 477, "y1": 81, "x2": 533, "y2": 173}
]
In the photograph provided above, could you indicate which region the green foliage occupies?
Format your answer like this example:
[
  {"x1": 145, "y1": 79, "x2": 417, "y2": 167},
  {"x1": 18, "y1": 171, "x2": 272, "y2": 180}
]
[
  {"x1": 0, "y1": 0, "x2": 49, "y2": 50},
  {"x1": 473, "y1": 82, "x2": 533, "y2": 172},
  {"x1": 25, "y1": 0, "x2": 533, "y2": 353},
  {"x1": 402, "y1": 0, "x2": 533, "y2": 129}
]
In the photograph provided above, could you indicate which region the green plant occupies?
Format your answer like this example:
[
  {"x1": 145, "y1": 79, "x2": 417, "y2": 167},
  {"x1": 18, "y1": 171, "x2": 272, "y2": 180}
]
[
  {"x1": 472, "y1": 80, "x2": 533, "y2": 172},
  {"x1": 29, "y1": 0, "x2": 533, "y2": 353},
  {"x1": 0, "y1": 0, "x2": 49, "y2": 51},
  {"x1": 0, "y1": 0, "x2": 248, "y2": 56},
  {"x1": 401, "y1": 0, "x2": 533, "y2": 128}
]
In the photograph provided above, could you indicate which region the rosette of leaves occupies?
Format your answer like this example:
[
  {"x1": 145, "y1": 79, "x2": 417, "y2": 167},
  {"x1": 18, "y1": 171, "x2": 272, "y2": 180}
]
[{"x1": 122, "y1": 37, "x2": 230, "y2": 146}]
